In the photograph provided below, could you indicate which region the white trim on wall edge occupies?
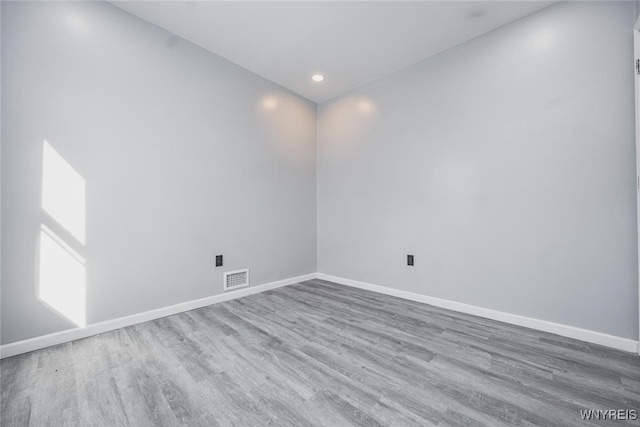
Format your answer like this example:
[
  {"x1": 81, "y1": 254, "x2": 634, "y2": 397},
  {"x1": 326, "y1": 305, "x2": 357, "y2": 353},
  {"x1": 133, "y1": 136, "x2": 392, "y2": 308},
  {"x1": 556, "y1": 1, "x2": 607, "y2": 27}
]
[
  {"x1": 0, "y1": 273, "x2": 318, "y2": 359},
  {"x1": 4, "y1": 271, "x2": 636, "y2": 358},
  {"x1": 316, "y1": 273, "x2": 639, "y2": 354}
]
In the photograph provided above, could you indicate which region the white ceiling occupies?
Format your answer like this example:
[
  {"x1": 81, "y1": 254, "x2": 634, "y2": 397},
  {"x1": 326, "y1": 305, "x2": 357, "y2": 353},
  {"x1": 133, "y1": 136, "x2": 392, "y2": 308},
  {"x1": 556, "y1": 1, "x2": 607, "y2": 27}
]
[{"x1": 111, "y1": 1, "x2": 555, "y2": 103}]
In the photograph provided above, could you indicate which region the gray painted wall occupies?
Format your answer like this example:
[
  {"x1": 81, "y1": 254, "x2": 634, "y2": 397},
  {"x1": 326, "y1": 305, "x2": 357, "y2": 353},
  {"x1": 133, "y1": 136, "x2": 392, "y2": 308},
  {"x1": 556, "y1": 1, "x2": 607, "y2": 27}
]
[
  {"x1": 2, "y1": 0, "x2": 637, "y2": 346},
  {"x1": 1, "y1": 1, "x2": 317, "y2": 344},
  {"x1": 317, "y1": 1, "x2": 638, "y2": 340}
]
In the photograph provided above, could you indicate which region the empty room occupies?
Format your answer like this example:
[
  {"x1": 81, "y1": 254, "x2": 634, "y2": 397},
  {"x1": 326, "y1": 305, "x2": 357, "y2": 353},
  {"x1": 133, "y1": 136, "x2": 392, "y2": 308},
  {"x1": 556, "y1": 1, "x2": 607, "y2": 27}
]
[{"x1": 2, "y1": 0, "x2": 640, "y2": 425}]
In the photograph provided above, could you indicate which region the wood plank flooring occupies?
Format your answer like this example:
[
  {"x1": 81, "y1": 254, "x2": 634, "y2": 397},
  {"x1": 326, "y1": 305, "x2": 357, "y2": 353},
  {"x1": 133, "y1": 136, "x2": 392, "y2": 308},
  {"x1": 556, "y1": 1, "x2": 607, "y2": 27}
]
[{"x1": 2, "y1": 279, "x2": 639, "y2": 426}]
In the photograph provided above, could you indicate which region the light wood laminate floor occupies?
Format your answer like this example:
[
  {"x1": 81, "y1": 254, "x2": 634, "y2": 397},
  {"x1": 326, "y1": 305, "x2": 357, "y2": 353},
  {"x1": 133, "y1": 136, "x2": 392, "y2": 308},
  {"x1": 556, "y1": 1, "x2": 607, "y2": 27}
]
[{"x1": 2, "y1": 279, "x2": 639, "y2": 426}]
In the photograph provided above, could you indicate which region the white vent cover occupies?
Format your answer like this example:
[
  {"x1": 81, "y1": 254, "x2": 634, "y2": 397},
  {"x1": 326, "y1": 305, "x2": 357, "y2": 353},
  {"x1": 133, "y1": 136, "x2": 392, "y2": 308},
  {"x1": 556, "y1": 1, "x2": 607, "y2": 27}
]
[{"x1": 223, "y1": 269, "x2": 249, "y2": 291}]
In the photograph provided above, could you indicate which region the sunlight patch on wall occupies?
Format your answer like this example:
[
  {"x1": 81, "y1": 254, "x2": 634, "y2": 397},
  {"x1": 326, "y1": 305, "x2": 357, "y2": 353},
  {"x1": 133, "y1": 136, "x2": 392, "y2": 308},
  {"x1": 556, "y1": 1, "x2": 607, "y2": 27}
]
[{"x1": 39, "y1": 140, "x2": 87, "y2": 327}]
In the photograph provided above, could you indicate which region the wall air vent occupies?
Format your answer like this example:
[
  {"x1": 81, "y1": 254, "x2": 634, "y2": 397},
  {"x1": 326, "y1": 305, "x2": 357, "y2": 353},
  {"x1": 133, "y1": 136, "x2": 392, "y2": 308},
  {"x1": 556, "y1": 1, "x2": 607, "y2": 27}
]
[{"x1": 223, "y1": 269, "x2": 249, "y2": 291}]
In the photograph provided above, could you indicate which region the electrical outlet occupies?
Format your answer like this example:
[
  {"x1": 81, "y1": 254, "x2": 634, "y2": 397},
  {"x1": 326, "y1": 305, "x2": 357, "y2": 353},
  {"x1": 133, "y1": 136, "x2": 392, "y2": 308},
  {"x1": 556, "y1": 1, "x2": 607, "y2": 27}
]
[
  {"x1": 215, "y1": 255, "x2": 223, "y2": 267},
  {"x1": 407, "y1": 255, "x2": 414, "y2": 266}
]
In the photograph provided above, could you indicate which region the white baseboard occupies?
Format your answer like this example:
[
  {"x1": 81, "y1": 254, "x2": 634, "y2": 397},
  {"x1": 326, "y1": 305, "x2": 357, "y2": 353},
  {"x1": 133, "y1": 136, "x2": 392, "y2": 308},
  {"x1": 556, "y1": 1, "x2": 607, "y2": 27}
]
[
  {"x1": 0, "y1": 273, "x2": 318, "y2": 359},
  {"x1": 4, "y1": 271, "x2": 636, "y2": 358},
  {"x1": 317, "y1": 273, "x2": 639, "y2": 354}
]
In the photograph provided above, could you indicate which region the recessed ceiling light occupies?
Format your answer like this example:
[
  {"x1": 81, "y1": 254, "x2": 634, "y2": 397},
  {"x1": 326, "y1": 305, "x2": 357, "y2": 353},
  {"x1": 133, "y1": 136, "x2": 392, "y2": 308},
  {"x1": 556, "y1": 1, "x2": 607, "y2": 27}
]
[{"x1": 312, "y1": 74, "x2": 325, "y2": 82}]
